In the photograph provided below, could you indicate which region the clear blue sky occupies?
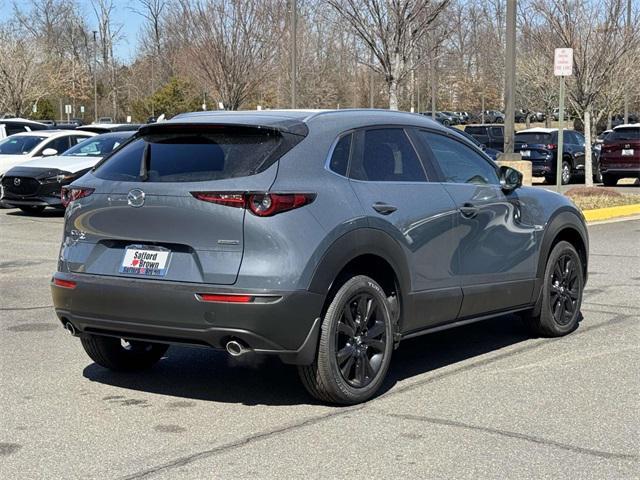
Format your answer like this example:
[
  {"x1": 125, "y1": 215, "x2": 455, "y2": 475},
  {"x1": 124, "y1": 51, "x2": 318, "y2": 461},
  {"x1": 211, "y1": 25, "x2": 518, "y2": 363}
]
[{"x1": 0, "y1": 0, "x2": 144, "y2": 62}]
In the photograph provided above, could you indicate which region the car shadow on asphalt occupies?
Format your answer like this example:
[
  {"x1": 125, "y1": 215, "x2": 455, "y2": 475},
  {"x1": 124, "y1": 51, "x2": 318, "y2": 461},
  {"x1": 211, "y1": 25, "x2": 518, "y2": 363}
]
[
  {"x1": 83, "y1": 314, "x2": 531, "y2": 406},
  {"x1": 6, "y1": 209, "x2": 65, "y2": 218}
]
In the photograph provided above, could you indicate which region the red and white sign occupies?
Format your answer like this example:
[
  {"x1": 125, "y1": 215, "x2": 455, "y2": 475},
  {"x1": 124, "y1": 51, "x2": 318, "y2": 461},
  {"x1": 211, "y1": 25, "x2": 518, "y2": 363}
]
[{"x1": 554, "y1": 48, "x2": 573, "y2": 76}]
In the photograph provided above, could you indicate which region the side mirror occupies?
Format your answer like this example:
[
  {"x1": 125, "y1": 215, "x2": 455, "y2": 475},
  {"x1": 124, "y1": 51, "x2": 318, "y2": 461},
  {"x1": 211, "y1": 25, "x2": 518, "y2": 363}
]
[
  {"x1": 42, "y1": 148, "x2": 58, "y2": 157},
  {"x1": 480, "y1": 143, "x2": 487, "y2": 151},
  {"x1": 499, "y1": 166, "x2": 523, "y2": 192}
]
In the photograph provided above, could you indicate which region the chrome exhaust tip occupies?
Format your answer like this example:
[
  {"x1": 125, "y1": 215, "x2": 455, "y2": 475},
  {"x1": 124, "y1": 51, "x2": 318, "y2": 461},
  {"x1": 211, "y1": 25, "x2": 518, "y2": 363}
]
[
  {"x1": 226, "y1": 340, "x2": 249, "y2": 357},
  {"x1": 64, "y1": 321, "x2": 77, "y2": 336}
]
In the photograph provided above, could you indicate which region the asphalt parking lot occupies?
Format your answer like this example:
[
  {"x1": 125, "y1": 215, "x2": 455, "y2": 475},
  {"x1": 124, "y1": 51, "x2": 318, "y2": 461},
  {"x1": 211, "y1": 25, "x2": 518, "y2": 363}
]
[{"x1": 1, "y1": 209, "x2": 638, "y2": 479}]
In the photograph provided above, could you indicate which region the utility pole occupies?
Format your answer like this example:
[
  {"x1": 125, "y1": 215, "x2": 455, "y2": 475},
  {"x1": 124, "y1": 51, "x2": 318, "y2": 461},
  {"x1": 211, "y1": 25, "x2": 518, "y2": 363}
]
[
  {"x1": 290, "y1": 0, "x2": 297, "y2": 109},
  {"x1": 93, "y1": 31, "x2": 98, "y2": 123},
  {"x1": 369, "y1": 48, "x2": 374, "y2": 108},
  {"x1": 503, "y1": 0, "x2": 517, "y2": 154},
  {"x1": 623, "y1": 0, "x2": 631, "y2": 124}
]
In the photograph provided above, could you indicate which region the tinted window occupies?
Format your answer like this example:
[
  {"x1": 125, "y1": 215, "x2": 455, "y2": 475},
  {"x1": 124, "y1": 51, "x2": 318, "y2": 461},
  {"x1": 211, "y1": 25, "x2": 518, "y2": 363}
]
[
  {"x1": 94, "y1": 127, "x2": 286, "y2": 182},
  {"x1": 465, "y1": 126, "x2": 485, "y2": 135},
  {"x1": 573, "y1": 131, "x2": 585, "y2": 144},
  {"x1": 489, "y1": 127, "x2": 504, "y2": 137},
  {"x1": 0, "y1": 136, "x2": 46, "y2": 155},
  {"x1": 515, "y1": 132, "x2": 553, "y2": 144},
  {"x1": 329, "y1": 133, "x2": 351, "y2": 176},
  {"x1": 350, "y1": 128, "x2": 426, "y2": 182},
  {"x1": 64, "y1": 134, "x2": 130, "y2": 157},
  {"x1": 42, "y1": 136, "x2": 71, "y2": 155},
  {"x1": 608, "y1": 127, "x2": 639, "y2": 141},
  {"x1": 419, "y1": 131, "x2": 499, "y2": 185},
  {"x1": 5, "y1": 125, "x2": 27, "y2": 136}
]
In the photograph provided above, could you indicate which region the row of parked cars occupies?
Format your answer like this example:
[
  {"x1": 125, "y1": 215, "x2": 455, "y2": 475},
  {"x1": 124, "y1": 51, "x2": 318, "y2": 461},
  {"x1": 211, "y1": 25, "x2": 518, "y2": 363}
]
[
  {"x1": 460, "y1": 123, "x2": 640, "y2": 185},
  {"x1": 0, "y1": 118, "x2": 140, "y2": 213}
]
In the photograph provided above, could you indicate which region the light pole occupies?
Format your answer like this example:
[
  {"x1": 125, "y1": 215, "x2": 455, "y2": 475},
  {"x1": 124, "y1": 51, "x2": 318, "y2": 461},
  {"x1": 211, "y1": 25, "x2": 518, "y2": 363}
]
[
  {"x1": 290, "y1": 0, "x2": 297, "y2": 109},
  {"x1": 503, "y1": 0, "x2": 517, "y2": 154},
  {"x1": 93, "y1": 30, "x2": 98, "y2": 123},
  {"x1": 623, "y1": 0, "x2": 631, "y2": 124}
]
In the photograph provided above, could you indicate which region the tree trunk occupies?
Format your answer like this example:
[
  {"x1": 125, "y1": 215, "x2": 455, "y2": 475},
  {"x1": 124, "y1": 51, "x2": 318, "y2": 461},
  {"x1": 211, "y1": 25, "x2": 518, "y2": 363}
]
[
  {"x1": 584, "y1": 109, "x2": 593, "y2": 187},
  {"x1": 388, "y1": 80, "x2": 399, "y2": 110}
]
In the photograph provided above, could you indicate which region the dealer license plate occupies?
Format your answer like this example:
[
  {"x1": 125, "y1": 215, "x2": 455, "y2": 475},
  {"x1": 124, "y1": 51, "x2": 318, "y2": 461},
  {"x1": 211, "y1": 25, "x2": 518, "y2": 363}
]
[{"x1": 120, "y1": 246, "x2": 171, "y2": 276}]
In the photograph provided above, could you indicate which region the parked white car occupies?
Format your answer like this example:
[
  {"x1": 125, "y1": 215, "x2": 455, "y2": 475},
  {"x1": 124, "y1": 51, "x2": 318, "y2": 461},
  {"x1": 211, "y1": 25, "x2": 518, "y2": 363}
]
[
  {"x1": 0, "y1": 118, "x2": 50, "y2": 140},
  {"x1": 1, "y1": 131, "x2": 133, "y2": 212},
  {"x1": 0, "y1": 130, "x2": 95, "y2": 175}
]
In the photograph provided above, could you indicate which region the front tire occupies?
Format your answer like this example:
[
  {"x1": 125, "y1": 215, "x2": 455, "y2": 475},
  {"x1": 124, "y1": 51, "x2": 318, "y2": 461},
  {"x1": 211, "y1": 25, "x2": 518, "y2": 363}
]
[
  {"x1": 593, "y1": 162, "x2": 603, "y2": 183},
  {"x1": 80, "y1": 334, "x2": 169, "y2": 371},
  {"x1": 561, "y1": 160, "x2": 572, "y2": 185},
  {"x1": 524, "y1": 241, "x2": 583, "y2": 337},
  {"x1": 298, "y1": 275, "x2": 394, "y2": 405}
]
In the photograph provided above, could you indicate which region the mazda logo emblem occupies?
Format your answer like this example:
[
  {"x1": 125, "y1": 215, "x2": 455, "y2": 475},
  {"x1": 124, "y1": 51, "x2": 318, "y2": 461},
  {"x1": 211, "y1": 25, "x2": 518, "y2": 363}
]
[
  {"x1": 127, "y1": 189, "x2": 145, "y2": 207},
  {"x1": 13, "y1": 178, "x2": 21, "y2": 186}
]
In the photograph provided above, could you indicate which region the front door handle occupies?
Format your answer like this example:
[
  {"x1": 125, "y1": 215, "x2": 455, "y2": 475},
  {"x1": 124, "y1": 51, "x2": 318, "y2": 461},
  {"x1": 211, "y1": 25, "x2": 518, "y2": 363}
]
[
  {"x1": 459, "y1": 203, "x2": 479, "y2": 218},
  {"x1": 372, "y1": 202, "x2": 398, "y2": 215}
]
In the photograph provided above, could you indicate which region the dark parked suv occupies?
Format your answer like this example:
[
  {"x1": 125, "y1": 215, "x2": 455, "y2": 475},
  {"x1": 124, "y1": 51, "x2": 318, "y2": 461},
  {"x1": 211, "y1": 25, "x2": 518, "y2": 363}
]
[
  {"x1": 598, "y1": 124, "x2": 640, "y2": 186},
  {"x1": 514, "y1": 128, "x2": 593, "y2": 184},
  {"x1": 464, "y1": 124, "x2": 504, "y2": 151},
  {"x1": 52, "y1": 110, "x2": 588, "y2": 404}
]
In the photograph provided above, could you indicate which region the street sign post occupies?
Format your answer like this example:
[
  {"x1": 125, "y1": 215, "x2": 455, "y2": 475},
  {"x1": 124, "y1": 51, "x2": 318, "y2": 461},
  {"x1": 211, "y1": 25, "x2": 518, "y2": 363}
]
[
  {"x1": 65, "y1": 104, "x2": 72, "y2": 123},
  {"x1": 554, "y1": 48, "x2": 573, "y2": 193}
]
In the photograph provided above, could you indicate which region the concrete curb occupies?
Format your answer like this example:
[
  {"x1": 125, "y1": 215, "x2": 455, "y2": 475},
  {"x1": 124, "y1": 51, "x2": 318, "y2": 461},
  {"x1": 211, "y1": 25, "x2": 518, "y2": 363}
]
[{"x1": 583, "y1": 204, "x2": 640, "y2": 223}]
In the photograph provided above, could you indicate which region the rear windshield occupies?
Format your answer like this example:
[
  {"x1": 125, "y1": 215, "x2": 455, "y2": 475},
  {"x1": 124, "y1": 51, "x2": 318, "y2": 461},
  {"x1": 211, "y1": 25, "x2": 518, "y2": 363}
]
[
  {"x1": 515, "y1": 132, "x2": 553, "y2": 144},
  {"x1": 93, "y1": 127, "x2": 292, "y2": 182},
  {"x1": 0, "y1": 136, "x2": 46, "y2": 155},
  {"x1": 607, "y1": 127, "x2": 640, "y2": 142},
  {"x1": 465, "y1": 126, "x2": 485, "y2": 135}
]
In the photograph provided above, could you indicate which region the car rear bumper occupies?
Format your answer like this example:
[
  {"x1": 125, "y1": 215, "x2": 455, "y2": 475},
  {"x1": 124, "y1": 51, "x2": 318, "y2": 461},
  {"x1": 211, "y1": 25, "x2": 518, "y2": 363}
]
[
  {"x1": 1, "y1": 195, "x2": 62, "y2": 207},
  {"x1": 51, "y1": 272, "x2": 324, "y2": 365}
]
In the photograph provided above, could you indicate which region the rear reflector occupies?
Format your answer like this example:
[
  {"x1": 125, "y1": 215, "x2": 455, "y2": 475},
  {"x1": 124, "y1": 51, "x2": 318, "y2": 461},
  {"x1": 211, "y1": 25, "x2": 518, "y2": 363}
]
[
  {"x1": 191, "y1": 192, "x2": 315, "y2": 216},
  {"x1": 53, "y1": 278, "x2": 77, "y2": 289},
  {"x1": 197, "y1": 293, "x2": 254, "y2": 303}
]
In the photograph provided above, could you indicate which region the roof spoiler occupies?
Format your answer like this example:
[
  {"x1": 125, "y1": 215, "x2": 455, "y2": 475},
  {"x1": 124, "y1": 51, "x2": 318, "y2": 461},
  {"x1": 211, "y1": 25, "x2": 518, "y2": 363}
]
[{"x1": 139, "y1": 120, "x2": 309, "y2": 137}]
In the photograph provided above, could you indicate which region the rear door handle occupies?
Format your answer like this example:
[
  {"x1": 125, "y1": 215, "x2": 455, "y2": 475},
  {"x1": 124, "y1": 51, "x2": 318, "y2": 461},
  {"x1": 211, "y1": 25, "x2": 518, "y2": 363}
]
[
  {"x1": 459, "y1": 203, "x2": 479, "y2": 218},
  {"x1": 372, "y1": 202, "x2": 398, "y2": 215}
]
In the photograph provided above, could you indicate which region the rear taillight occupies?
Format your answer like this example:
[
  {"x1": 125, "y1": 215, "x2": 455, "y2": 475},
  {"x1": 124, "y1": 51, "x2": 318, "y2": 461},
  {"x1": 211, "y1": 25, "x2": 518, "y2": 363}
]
[
  {"x1": 191, "y1": 192, "x2": 315, "y2": 217},
  {"x1": 61, "y1": 186, "x2": 94, "y2": 208},
  {"x1": 546, "y1": 144, "x2": 557, "y2": 150},
  {"x1": 53, "y1": 278, "x2": 77, "y2": 289}
]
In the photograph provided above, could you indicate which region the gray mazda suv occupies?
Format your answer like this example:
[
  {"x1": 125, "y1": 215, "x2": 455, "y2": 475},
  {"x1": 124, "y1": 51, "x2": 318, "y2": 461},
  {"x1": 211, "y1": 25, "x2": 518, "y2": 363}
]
[{"x1": 51, "y1": 110, "x2": 588, "y2": 404}]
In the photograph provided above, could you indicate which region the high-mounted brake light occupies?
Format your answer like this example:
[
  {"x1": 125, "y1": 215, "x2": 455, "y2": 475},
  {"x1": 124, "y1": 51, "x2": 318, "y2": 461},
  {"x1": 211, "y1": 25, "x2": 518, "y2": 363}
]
[
  {"x1": 191, "y1": 192, "x2": 315, "y2": 216},
  {"x1": 61, "y1": 186, "x2": 94, "y2": 208}
]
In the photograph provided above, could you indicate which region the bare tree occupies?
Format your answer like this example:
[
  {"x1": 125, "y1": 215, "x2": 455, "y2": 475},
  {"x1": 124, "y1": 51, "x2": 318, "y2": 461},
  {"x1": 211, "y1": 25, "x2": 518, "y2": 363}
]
[
  {"x1": 329, "y1": 0, "x2": 450, "y2": 110},
  {"x1": 92, "y1": 0, "x2": 124, "y2": 120},
  {"x1": 0, "y1": 26, "x2": 52, "y2": 116},
  {"x1": 174, "y1": 0, "x2": 285, "y2": 110}
]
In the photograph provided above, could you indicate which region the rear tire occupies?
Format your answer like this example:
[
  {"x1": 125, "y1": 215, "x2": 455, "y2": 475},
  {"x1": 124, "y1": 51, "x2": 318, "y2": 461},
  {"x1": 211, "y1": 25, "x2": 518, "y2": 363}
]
[
  {"x1": 298, "y1": 275, "x2": 394, "y2": 405},
  {"x1": 80, "y1": 334, "x2": 168, "y2": 371},
  {"x1": 592, "y1": 161, "x2": 603, "y2": 183},
  {"x1": 602, "y1": 174, "x2": 617, "y2": 186},
  {"x1": 523, "y1": 241, "x2": 583, "y2": 337},
  {"x1": 19, "y1": 205, "x2": 45, "y2": 214}
]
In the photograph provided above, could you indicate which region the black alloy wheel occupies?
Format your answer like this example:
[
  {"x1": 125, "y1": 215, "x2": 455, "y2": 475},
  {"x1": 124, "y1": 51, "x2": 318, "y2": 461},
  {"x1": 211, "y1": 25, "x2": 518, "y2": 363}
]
[
  {"x1": 549, "y1": 253, "x2": 580, "y2": 326},
  {"x1": 334, "y1": 292, "x2": 387, "y2": 388}
]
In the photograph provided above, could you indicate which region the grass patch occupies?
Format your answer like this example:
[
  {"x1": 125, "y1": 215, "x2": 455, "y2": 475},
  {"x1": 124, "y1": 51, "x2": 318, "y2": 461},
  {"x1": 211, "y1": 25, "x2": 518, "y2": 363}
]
[{"x1": 565, "y1": 187, "x2": 640, "y2": 210}]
